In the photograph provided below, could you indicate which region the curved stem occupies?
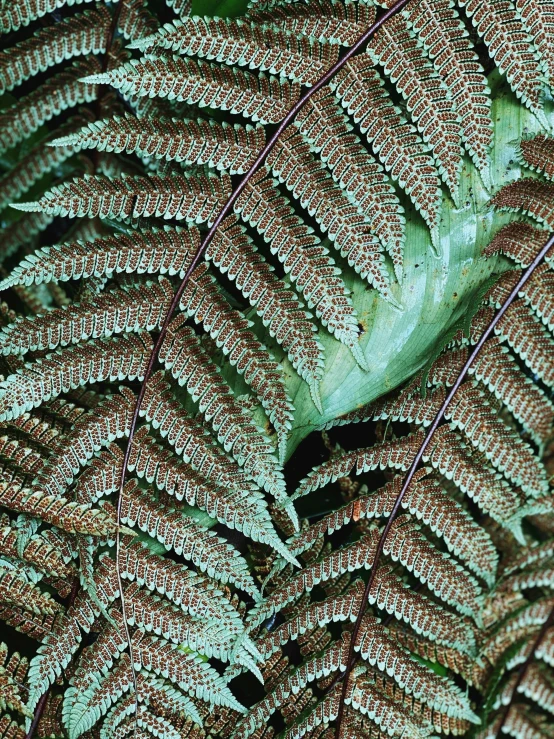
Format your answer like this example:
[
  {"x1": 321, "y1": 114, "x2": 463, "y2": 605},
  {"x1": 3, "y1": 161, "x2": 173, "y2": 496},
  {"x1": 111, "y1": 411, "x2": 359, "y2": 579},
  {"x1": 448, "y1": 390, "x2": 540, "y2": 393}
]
[
  {"x1": 333, "y1": 231, "x2": 554, "y2": 738},
  {"x1": 114, "y1": 0, "x2": 412, "y2": 721}
]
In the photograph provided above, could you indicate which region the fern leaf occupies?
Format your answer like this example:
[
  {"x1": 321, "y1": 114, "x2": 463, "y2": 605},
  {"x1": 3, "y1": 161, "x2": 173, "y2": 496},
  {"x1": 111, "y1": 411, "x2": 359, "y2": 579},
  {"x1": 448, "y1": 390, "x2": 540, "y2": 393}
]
[
  {"x1": 0, "y1": 605, "x2": 56, "y2": 643},
  {"x1": 468, "y1": 336, "x2": 554, "y2": 446},
  {"x1": 424, "y1": 426, "x2": 523, "y2": 528},
  {"x1": 458, "y1": 0, "x2": 546, "y2": 122},
  {"x1": 117, "y1": 541, "x2": 245, "y2": 634},
  {"x1": 516, "y1": 133, "x2": 554, "y2": 180},
  {"x1": 1, "y1": 212, "x2": 55, "y2": 270},
  {"x1": 369, "y1": 13, "x2": 464, "y2": 202},
  {"x1": 0, "y1": 227, "x2": 199, "y2": 290},
  {"x1": 495, "y1": 300, "x2": 554, "y2": 390},
  {"x1": 34, "y1": 388, "x2": 135, "y2": 496},
  {"x1": 294, "y1": 88, "x2": 406, "y2": 279},
  {"x1": 180, "y1": 262, "x2": 294, "y2": 460},
  {"x1": 121, "y1": 479, "x2": 260, "y2": 600},
  {"x1": 330, "y1": 56, "x2": 442, "y2": 243},
  {"x1": 127, "y1": 428, "x2": 296, "y2": 563},
  {"x1": 236, "y1": 171, "x2": 365, "y2": 367},
  {"x1": 384, "y1": 515, "x2": 483, "y2": 621},
  {"x1": 347, "y1": 667, "x2": 436, "y2": 739},
  {"x1": 0, "y1": 0, "x2": 100, "y2": 33},
  {"x1": 267, "y1": 128, "x2": 396, "y2": 304},
  {"x1": 141, "y1": 372, "x2": 259, "y2": 496},
  {"x1": 0, "y1": 484, "x2": 119, "y2": 537},
  {"x1": 0, "y1": 8, "x2": 110, "y2": 94},
  {"x1": 402, "y1": 0, "x2": 493, "y2": 180},
  {"x1": 82, "y1": 56, "x2": 301, "y2": 124},
  {"x1": 0, "y1": 333, "x2": 152, "y2": 422},
  {"x1": 52, "y1": 114, "x2": 266, "y2": 174},
  {"x1": 483, "y1": 220, "x2": 551, "y2": 266},
  {"x1": 491, "y1": 178, "x2": 554, "y2": 229},
  {"x1": 13, "y1": 171, "x2": 231, "y2": 222},
  {"x1": 132, "y1": 630, "x2": 246, "y2": 712},
  {"x1": 159, "y1": 317, "x2": 292, "y2": 510},
  {"x1": 368, "y1": 563, "x2": 477, "y2": 653},
  {"x1": 207, "y1": 216, "x2": 325, "y2": 409},
  {"x1": 0, "y1": 566, "x2": 62, "y2": 616},
  {"x1": 288, "y1": 471, "x2": 498, "y2": 586},
  {"x1": 0, "y1": 58, "x2": 99, "y2": 156},
  {"x1": 0, "y1": 524, "x2": 74, "y2": 579},
  {"x1": 355, "y1": 616, "x2": 479, "y2": 721},
  {"x1": 131, "y1": 17, "x2": 338, "y2": 85},
  {"x1": 293, "y1": 432, "x2": 421, "y2": 501},
  {"x1": 445, "y1": 381, "x2": 547, "y2": 497},
  {"x1": 122, "y1": 583, "x2": 241, "y2": 663},
  {"x1": 515, "y1": 0, "x2": 554, "y2": 91},
  {"x1": 0, "y1": 279, "x2": 172, "y2": 355},
  {"x1": 27, "y1": 589, "x2": 99, "y2": 712},
  {"x1": 0, "y1": 117, "x2": 89, "y2": 213}
]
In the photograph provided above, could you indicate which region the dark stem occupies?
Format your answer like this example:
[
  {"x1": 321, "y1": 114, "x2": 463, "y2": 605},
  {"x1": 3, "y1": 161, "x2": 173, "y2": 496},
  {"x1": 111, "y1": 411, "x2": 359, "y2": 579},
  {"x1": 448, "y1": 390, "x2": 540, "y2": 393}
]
[
  {"x1": 25, "y1": 579, "x2": 80, "y2": 739},
  {"x1": 113, "y1": 0, "x2": 412, "y2": 721},
  {"x1": 333, "y1": 231, "x2": 554, "y2": 738}
]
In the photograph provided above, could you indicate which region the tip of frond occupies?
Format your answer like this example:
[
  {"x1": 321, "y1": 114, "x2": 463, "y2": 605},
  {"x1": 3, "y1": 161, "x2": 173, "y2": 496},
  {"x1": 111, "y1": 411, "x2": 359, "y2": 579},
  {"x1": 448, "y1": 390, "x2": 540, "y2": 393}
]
[
  {"x1": 10, "y1": 202, "x2": 41, "y2": 212},
  {"x1": 349, "y1": 341, "x2": 369, "y2": 372},
  {"x1": 80, "y1": 74, "x2": 110, "y2": 84},
  {"x1": 127, "y1": 38, "x2": 149, "y2": 50},
  {"x1": 430, "y1": 227, "x2": 442, "y2": 257},
  {"x1": 49, "y1": 134, "x2": 78, "y2": 147},
  {"x1": 309, "y1": 381, "x2": 323, "y2": 414},
  {"x1": 479, "y1": 163, "x2": 493, "y2": 193}
]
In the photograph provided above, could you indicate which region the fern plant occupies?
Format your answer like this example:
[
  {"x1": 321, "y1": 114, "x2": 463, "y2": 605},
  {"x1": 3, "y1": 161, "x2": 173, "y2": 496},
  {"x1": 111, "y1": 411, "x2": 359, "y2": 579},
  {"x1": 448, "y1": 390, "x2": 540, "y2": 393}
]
[{"x1": 0, "y1": 0, "x2": 554, "y2": 737}]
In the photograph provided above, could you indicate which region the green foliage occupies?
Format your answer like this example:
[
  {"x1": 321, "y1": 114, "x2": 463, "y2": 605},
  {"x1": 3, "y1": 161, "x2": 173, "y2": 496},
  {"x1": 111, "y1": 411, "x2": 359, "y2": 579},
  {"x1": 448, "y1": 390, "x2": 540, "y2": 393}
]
[{"x1": 0, "y1": 1, "x2": 553, "y2": 739}]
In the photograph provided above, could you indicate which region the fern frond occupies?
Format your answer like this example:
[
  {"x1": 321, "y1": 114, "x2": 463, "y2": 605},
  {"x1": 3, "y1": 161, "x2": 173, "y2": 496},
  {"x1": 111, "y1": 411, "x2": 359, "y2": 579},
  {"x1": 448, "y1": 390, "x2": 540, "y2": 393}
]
[
  {"x1": 236, "y1": 170, "x2": 365, "y2": 365},
  {"x1": 294, "y1": 88, "x2": 406, "y2": 279},
  {"x1": 117, "y1": 540, "x2": 245, "y2": 633},
  {"x1": 515, "y1": 0, "x2": 554, "y2": 91},
  {"x1": 248, "y1": 0, "x2": 376, "y2": 43},
  {"x1": 132, "y1": 630, "x2": 246, "y2": 712},
  {"x1": 355, "y1": 616, "x2": 479, "y2": 721},
  {"x1": 384, "y1": 515, "x2": 483, "y2": 621},
  {"x1": 180, "y1": 262, "x2": 294, "y2": 460},
  {"x1": 267, "y1": 128, "x2": 395, "y2": 304},
  {"x1": 0, "y1": 333, "x2": 151, "y2": 422},
  {"x1": 402, "y1": 0, "x2": 493, "y2": 180},
  {"x1": 483, "y1": 220, "x2": 551, "y2": 266},
  {"x1": 207, "y1": 216, "x2": 325, "y2": 409},
  {"x1": 159, "y1": 317, "x2": 291, "y2": 508},
  {"x1": 120, "y1": 479, "x2": 260, "y2": 600},
  {"x1": 0, "y1": 566, "x2": 62, "y2": 616},
  {"x1": 458, "y1": 0, "x2": 546, "y2": 122},
  {"x1": 0, "y1": 279, "x2": 173, "y2": 355},
  {"x1": 444, "y1": 381, "x2": 547, "y2": 497},
  {"x1": 491, "y1": 178, "x2": 554, "y2": 229},
  {"x1": 0, "y1": 116, "x2": 89, "y2": 213},
  {"x1": 51, "y1": 114, "x2": 266, "y2": 174},
  {"x1": 141, "y1": 372, "x2": 259, "y2": 495},
  {"x1": 127, "y1": 428, "x2": 296, "y2": 563},
  {"x1": 34, "y1": 388, "x2": 135, "y2": 496},
  {"x1": 369, "y1": 13, "x2": 464, "y2": 202},
  {"x1": 0, "y1": 484, "x2": 119, "y2": 537},
  {"x1": 516, "y1": 133, "x2": 554, "y2": 180},
  {"x1": 130, "y1": 17, "x2": 339, "y2": 86},
  {"x1": 0, "y1": 8, "x2": 110, "y2": 94},
  {"x1": 330, "y1": 56, "x2": 442, "y2": 243},
  {"x1": 0, "y1": 227, "x2": 199, "y2": 290},
  {"x1": 287, "y1": 471, "x2": 498, "y2": 586},
  {"x1": 0, "y1": 0, "x2": 102, "y2": 33},
  {"x1": 13, "y1": 171, "x2": 231, "y2": 222},
  {"x1": 0, "y1": 58, "x2": 99, "y2": 156},
  {"x1": 82, "y1": 56, "x2": 301, "y2": 124}
]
